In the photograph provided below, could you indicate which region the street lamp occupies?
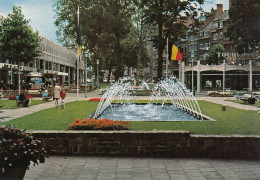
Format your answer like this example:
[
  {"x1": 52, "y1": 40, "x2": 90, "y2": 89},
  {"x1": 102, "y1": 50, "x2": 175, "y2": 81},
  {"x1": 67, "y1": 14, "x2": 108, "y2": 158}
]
[
  {"x1": 96, "y1": 59, "x2": 99, "y2": 92},
  {"x1": 218, "y1": 52, "x2": 225, "y2": 91},
  {"x1": 191, "y1": 50, "x2": 194, "y2": 95},
  {"x1": 84, "y1": 52, "x2": 88, "y2": 98}
]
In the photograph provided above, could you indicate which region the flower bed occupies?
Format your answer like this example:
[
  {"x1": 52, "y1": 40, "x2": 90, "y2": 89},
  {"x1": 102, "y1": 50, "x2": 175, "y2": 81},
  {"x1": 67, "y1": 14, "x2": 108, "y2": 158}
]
[
  {"x1": 8, "y1": 94, "x2": 33, "y2": 100},
  {"x1": 0, "y1": 125, "x2": 48, "y2": 177},
  {"x1": 88, "y1": 98, "x2": 106, "y2": 101},
  {"x1": 68, "y1": 118, "x2": 130, "y2": 130},
  {"x1": 208, "y1": 91, "x2": 233, "y2": 97}
]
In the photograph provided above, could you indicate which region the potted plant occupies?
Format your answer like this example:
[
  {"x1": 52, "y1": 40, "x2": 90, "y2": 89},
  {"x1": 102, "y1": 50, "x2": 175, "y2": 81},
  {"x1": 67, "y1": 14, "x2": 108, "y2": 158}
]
[{"x1": 0, "y1": 125, "x2": 48, "y2": 179}]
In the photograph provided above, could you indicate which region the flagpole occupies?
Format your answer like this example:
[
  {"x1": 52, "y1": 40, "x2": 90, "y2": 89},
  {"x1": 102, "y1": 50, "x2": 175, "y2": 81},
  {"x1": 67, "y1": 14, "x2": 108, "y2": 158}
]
[
  {"x1": 77, "y1": 6, "x2": 80, "y2": 99},
  {"x1": 166, "y1": 38, "x2": 168, "y2": 79}
]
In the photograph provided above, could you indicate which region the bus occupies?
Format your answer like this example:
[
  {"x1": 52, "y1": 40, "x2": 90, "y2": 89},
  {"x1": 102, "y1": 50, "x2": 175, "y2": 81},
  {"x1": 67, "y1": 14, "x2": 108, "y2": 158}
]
[{"x1": 26, "y1": 72, "x2": 45, "y2": 89}]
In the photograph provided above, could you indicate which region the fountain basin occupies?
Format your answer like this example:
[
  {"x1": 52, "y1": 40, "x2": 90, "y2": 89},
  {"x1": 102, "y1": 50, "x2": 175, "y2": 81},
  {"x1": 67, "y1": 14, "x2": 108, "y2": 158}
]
[{"x1": 97, "y1": 103, "x2": 212, "y2": 121}]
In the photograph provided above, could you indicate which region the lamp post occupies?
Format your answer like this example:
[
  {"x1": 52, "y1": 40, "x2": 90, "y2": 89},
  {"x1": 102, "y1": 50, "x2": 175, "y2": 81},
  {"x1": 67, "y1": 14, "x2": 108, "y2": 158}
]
[
  {"x1": 84, "y1": 52, "x2": 88, "y2": 98},
  {"x1": 96, "y1": 59, "x2": 99, "y2": 92},
  {"x1": 191, "y1": 50, "x2": 194, "y2": 95},
  {"x1": 218, "y1": 52, "x2": 225, "y2": 91}
]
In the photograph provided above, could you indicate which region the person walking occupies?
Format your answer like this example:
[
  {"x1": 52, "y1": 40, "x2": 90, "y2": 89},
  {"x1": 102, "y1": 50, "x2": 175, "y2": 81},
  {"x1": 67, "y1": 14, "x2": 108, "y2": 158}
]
[{"x1": 53, "y1": 83, "x2": 61, "y2": 107}]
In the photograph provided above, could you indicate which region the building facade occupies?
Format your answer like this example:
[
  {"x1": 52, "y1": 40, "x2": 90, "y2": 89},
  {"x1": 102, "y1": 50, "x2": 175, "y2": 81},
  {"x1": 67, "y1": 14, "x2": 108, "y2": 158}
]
[
  {"x1": 0, "y1": 13, "x2": 86, "y2": 88},
  {"x1": 179, "y1": 3, "x2": 260, "y2": 91}
]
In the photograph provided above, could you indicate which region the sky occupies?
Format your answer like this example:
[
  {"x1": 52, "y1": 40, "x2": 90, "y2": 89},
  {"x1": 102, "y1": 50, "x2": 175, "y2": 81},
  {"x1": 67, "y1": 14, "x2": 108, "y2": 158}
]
[{"x1": 0, "y1": 0, "x2": 229, "y2": 45}]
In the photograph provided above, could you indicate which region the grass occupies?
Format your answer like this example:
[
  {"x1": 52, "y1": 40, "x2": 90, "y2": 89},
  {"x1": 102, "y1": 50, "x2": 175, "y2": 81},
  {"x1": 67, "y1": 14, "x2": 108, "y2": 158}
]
[
  {"x1": 99, "y1": 82, "x2": 110, "y2": 89},
  {"x1": 226, "y1": 100, "x2": 260, "y2": 107},
  {"x1": 0, "y1": 100, "x2": 259, "y2": 135},
  {"x1": 0, "y1": 101, "x2": 99, "y2": 130},
  {"x1": 0, "y1": 100, "x2": 50, "y2": 109}
]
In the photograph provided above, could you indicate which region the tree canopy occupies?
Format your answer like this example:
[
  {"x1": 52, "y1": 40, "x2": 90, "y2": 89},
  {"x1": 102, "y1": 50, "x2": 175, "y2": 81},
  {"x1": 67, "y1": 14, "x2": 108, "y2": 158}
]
[
  {"x1": 205, "y1": 44, "x2": 225, "y2": 65},
  {"x1": 0, "y1": 6, "x2": 41, "y2": 66},
  {"x1": 140, "y1": 0, "x2": 204, "y2": 81},
  {"x1": 54, "y1": 0, "x2": 144, "y2": 81},
  {"x1": 227, "y1": 0, "x2": 260, "y2": 54}
]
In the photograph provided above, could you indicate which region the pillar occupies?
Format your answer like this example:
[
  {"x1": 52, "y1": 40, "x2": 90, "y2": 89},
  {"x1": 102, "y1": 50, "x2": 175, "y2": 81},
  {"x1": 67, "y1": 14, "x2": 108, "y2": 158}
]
[
  {"x1": 249, "y1": 60, "x2": 252, "y2": 91},
  {"x1": 68, "y1": 67, "x2": 71, "y2": 85},
  {"x1": 197, "y1": 60, "x2": 201, "y2": 92},
  {"x1": 62, "y1": 66, "x2": 66, "y2": 86},
  {"x1": 72, "y1": 67, "x2": 75, "y2": 85},
  {"x1": 181, "y1": 61, "x2": 185, "y2": 84},
  {"x1": 223, "y1": 60, "x2": 226, "y2": 91}
]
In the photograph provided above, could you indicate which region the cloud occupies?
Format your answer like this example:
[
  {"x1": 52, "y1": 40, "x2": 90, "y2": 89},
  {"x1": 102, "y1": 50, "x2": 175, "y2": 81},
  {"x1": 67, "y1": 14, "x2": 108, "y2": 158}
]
[
  {"x1": 0, "y1": 0, "x2": 58, "y2": 43},
  {"x1": 18, "y1": 0, "x2": 58, "y2": 42}
]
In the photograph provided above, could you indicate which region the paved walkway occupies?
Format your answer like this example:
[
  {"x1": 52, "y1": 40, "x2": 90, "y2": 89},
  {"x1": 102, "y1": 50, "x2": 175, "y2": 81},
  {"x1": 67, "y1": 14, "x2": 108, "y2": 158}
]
[
  {"x1": 0, "y1": 91, "x2": 102, "y2": 122},
  {"x1": 24, "y1": 156, "x2": 260, "y2": 180},
  {"x1": 197, "y1": 97, "x2": 260, "y2": 111}
]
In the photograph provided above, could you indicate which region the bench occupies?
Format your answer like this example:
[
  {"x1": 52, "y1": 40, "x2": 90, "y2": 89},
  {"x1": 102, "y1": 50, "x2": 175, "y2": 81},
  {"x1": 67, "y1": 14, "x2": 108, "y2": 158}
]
[{"x1": 42, "y1": 92, "x2": 52, "y2": 101}]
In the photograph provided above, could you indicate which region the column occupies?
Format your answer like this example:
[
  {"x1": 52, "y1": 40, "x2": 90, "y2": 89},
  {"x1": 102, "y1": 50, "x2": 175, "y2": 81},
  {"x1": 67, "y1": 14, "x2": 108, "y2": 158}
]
[
  {"x1": 72, "y1": 67, "x2": 75, "y2": 85},
  {"x1": 223, "y1": 60, "x2": 226, "y2": 91},
  {"x1": 181, "y1": 61, "x2": 185, "y2": 84},
  {"x1": 68, "y1": 67, "x2": 71, "y2": 85},
  {"x1": 249, "y1": 60, "x2": 252, "y2": 91},
  {"x1": 197, "y1": 60, "x2": 201, "y2": 92},
  {"x1": 62, "y1": 65, "x2": 66, "y2": 86}
]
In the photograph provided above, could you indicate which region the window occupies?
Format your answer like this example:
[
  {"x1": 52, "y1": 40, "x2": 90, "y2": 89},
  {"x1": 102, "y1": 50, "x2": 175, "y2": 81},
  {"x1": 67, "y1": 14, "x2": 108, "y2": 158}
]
[
  {"x1": 200, "y1": 43, "x2": 204, "y2": 49},
  {"x1": 219, "y1": 32, "x2": 223, "y2": 39},
  {"x1": 220, "y1": 21, "x2": 223, "y2": 28},
  {"x1": 213, "y1": 33, "x2": 218, "y2": 40},
  {"x1": 205, "y1": 31, "x2": 210, "y2": 37},
  {"x1": 200, "y1": 32, "x2": 204, "y2": 37}
]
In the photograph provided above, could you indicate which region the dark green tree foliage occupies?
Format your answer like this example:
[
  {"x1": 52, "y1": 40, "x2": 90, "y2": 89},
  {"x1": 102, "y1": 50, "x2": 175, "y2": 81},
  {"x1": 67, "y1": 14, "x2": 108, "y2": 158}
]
[
  {"x1": 228, "y1": 0, "x2": 260, "y2": 54},
  {"x1": 121, "y1": 25, "x2": 149, "y2": 75},
  {"x1": 140, "y1": 0, "x2": 204, "y2": 81},
  {"x1": 54, "y1": 0, "x2": 134, "y2": 81},
  {"x1": 0, "y1": 6, "x2": 41, "y2": 66},
  {"x1": 206, "y1": 44, "x2": 225, "y2": 65}
]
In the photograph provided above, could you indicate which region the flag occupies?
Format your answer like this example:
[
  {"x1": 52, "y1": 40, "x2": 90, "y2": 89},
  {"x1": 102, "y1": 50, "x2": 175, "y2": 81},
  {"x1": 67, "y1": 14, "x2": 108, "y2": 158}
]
[
  {"x1": 171, "y1": 44, "x2": 182, "y2": 61},
  {"x1": 77, "y1": 6, "x2": 82, "y2": 57}
]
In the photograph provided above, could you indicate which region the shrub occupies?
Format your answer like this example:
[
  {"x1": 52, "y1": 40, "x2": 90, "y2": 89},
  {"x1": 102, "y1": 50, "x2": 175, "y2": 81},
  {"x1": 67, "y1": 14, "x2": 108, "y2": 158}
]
[
  {"x1": 68, "y1": 118, "x2": 130, "y2": 130},
  {"x1": 0, "y1": 125, "x2": 48, "y2": 175}
]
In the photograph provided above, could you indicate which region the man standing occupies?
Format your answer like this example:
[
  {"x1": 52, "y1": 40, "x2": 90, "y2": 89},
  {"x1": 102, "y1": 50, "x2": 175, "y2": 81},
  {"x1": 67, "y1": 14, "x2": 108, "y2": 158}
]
[{"x1": 53, "y1": 83, "x2": 61, "y2": 107}]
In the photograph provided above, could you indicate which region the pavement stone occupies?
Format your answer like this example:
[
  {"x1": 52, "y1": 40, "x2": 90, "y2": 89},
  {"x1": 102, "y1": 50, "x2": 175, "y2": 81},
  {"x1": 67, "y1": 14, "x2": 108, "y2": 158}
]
[{"x1": 23, "y1": 156, "x2": 260, "y2": 180}]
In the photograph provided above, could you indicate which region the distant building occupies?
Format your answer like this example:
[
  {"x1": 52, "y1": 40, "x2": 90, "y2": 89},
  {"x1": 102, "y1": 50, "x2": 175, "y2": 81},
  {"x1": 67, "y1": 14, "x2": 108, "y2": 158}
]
[
  {"x1": 179, "y1": 3, "x2": 260, "y2": 91},
  {"x1": 0, "y1": 13, "x2": 86, "y2": 87}
]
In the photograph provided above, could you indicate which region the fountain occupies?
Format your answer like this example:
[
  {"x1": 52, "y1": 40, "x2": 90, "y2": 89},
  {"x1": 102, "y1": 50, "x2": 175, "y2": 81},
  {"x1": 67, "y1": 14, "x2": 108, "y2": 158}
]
[{"x1": 93, "y1": 76, "x2": 206, "y2": 121}]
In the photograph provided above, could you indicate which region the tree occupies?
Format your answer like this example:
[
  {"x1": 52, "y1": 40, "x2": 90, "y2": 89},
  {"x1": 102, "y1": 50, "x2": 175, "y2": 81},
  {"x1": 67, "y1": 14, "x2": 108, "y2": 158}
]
[
  {"x1": 205, "y1": 44, "x2": 225, "y2": 65},
  {"x1": 228, "y1": 0, "x2": 260, "y2": 54},
  {"x1": 0, "y1": 6, "x2": 41, "y2": 93},
  {"x1": 140, "y1": 0, "x2": 204, "y2": 81},
  {"x1": 54, "y1": 0, "x2": 134, "y2": 82},
  {"x1": 121, "y1": 25, "x2": 149, "y2": 75}
]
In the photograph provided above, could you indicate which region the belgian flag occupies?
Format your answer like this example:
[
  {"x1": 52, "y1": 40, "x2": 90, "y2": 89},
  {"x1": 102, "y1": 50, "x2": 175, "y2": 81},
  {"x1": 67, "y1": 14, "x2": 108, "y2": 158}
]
[{"x1": 171, "y1": 44, "x2": 182, "y2": 61}]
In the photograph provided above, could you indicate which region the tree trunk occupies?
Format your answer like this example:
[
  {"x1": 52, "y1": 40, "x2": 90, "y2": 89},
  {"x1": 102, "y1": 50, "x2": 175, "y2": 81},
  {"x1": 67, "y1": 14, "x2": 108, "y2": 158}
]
[
  {"x1": 114, "y1": 32, "x2": 123, "y2": 81},
  {"x1": 107, "y1": 61, "x2": 113, "y2": 83},
  {"x1": 157, "y1": 10, "x2": 164, "y2": 82},
  {"x1": 18, "y1": 61, "x2": 21, "y2": 94}
]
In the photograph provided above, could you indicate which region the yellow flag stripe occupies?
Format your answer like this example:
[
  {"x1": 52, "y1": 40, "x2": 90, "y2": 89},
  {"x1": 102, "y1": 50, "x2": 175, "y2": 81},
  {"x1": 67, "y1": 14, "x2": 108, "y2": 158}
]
[
  {"x1": 78, "y1": 45, "x2": 82, "y2": 57},
  {"x1": 171, "y1": 44, "x2": 179, "y2": 60}
]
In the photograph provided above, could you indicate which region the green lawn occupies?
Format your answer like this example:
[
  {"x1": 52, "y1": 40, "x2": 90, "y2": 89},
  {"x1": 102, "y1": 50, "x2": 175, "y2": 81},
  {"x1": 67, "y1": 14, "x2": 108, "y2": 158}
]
[
  {"x1": 226, "y1": 100, "x2": 260, "y2": 107},
  {"x1": 0, "y1": 99, "x2": 50, "y2": 109},
  {"x1": 1, "y1": 100, "x2": 259, "y2": 135},
  {"x1": 99, "y1": 82, "x2": 110, "y2": 89}
]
